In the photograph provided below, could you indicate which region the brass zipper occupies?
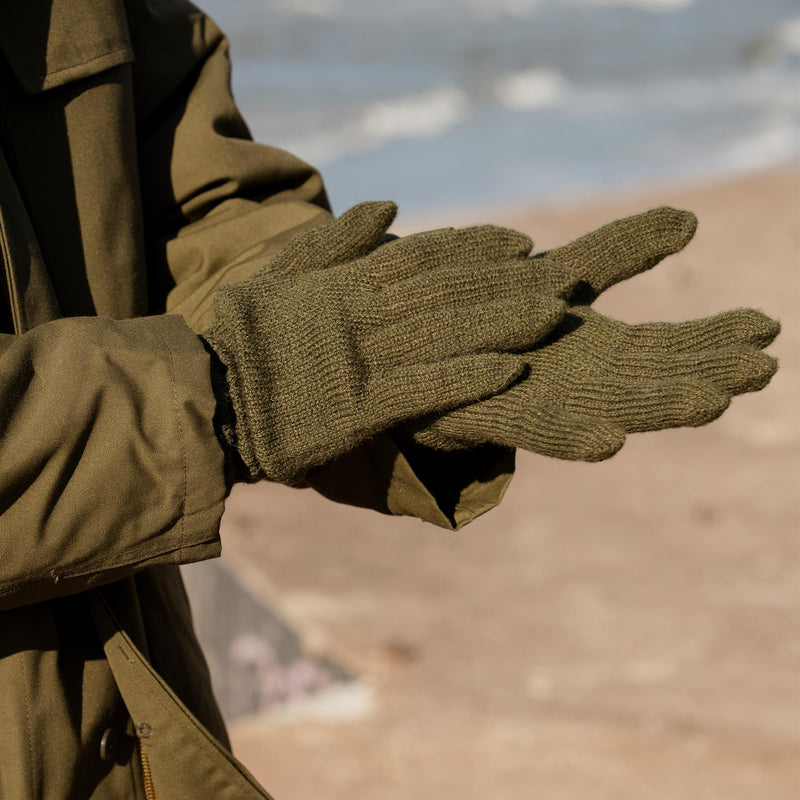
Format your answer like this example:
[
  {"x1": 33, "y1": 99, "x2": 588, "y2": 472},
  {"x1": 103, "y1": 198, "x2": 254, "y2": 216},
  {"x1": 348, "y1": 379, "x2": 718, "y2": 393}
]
[{"x1": 138, "y1": 741, "x2": 158, "y2": 800}]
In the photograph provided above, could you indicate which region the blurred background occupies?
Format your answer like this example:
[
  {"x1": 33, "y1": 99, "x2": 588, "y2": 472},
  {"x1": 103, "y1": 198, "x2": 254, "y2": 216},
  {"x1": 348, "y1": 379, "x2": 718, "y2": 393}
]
[
  {"x1": 204, "y1": 0, "x2": 800, "y2": 215},
  {"x1": 182, "y1": 1, "x2": 800, "y2": 798}
]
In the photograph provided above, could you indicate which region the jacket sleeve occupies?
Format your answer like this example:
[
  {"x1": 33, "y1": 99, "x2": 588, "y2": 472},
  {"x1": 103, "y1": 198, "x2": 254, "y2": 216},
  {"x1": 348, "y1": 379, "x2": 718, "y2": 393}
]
[
  {"x1": 0, "y1": 315, "x2": 226, "y2": 612},
  {"x1": 0, "y1": 2, "x2": 504, "y2": 614},
  {"x1": 129, "y1": 0, "x2": 334, "y2": 332},
  {"x1": 128, "y1": 0, "x2": 516, "y2": 531}
]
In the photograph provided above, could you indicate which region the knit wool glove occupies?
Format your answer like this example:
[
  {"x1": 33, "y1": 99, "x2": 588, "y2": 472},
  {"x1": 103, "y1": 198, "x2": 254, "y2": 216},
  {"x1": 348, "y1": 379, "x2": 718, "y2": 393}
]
[
  {"x1": 202, "y1": 201, "x2": 573, "y2": 485},
  {"x1": 412, "y1": 207, "x2": 780, "y2": 460}
]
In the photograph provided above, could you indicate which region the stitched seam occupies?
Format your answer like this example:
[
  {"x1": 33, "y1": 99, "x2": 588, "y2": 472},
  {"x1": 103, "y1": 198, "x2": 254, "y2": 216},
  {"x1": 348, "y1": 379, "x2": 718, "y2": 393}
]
[
  {"x1": 22, "y1": 653, "x2": 36, "y2": 795},
  {"x1": 0, "y1": 213, "x2": 22, "y2": 332},
  {"x1": 42, "y1": 47, "x2": 131, "y2": 79},
  {"x1": 0, "y1": 535, "x2": 220, "y2": 598},
  {"x1": 144, "y1": 319, "x2": 188, "y2": 547}
]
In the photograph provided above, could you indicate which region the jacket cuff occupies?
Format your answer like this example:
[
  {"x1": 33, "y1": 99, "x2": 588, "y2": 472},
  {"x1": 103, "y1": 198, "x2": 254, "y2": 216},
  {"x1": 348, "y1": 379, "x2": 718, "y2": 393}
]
[
  {"x1": 148, "y1": 315, "x2": 228, "y2": 556},
  {"x1": 305, "y1": 433, "x2": 514, "y2": 531},
  {"x1": 0, "y1": 315, "x2": 227, "y2": 612}
]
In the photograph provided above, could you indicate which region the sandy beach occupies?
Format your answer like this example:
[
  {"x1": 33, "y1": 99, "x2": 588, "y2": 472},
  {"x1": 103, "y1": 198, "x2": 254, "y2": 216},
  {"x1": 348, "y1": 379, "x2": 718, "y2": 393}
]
[{"x1": 216, "y1": 165, "x2": 799, "y2": 800}]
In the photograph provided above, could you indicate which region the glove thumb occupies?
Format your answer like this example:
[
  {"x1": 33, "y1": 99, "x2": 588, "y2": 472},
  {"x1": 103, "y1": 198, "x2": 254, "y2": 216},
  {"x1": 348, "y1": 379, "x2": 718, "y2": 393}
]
[{"x1": 538, "y1": 206, "x2": 697, "y2": 301}]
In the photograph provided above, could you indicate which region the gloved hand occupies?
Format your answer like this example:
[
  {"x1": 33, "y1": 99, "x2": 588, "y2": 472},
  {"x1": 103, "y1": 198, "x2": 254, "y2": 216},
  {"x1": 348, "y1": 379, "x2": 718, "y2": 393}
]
[
  {"x1": 411, "y1": 207, "x2": 780, "y2": 460},
  {"x1": 201, "y1": 201, "x2": 574, "y2": 485}
]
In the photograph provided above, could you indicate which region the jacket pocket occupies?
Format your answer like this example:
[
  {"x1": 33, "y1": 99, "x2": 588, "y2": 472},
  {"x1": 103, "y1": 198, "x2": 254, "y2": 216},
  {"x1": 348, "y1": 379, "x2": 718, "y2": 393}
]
[{"x1": 89, "y1": 587, "x2": 276, "y2": 800}]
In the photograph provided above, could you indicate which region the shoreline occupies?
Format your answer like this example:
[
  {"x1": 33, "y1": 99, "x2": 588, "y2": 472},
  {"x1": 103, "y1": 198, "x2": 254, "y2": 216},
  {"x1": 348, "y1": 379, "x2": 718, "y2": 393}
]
[{"x1": 395, "y1": 161, "x2": 800, "y2": 237}]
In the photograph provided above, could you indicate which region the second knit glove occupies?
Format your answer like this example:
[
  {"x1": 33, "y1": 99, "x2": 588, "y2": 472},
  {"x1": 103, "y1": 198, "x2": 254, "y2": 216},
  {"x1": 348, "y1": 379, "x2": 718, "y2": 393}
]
[{"x1": 411, "y1": 207, "x2": 779, "y2": 460}]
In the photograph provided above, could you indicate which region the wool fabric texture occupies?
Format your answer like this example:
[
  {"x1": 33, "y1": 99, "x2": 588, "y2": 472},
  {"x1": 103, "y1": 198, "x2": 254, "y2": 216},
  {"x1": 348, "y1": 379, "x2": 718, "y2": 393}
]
[
  {"x1": 413, "y1": 207, "x2": 780, "y2": 460},
  {"x1": 203, "y1": 201, "x2": 575, "y2": 484}
]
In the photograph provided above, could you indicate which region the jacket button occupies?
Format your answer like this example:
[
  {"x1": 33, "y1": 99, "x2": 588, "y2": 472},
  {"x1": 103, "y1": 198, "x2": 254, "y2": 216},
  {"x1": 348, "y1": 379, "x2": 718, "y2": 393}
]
[{"x1": 99, "y1": 728, "x2": 119, "y2": 761}]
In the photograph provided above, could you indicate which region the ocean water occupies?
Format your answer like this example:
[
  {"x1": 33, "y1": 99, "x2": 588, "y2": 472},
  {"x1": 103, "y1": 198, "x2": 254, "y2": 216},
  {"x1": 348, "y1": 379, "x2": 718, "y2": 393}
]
[{"x1": 202, "y1": 0, "x2": 800, "y2": 214}]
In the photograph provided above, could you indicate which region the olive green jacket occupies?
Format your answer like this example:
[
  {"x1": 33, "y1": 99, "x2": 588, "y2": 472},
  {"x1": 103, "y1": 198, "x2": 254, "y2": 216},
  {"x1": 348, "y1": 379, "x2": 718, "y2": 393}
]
[{"x1": 0, "y1": 1, "x2": 513, "y2": 797}]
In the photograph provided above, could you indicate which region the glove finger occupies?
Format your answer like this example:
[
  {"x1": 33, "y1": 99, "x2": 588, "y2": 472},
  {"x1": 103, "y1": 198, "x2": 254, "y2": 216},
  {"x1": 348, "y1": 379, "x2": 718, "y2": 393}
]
[
  {"x1": 367, "y1": 297, "x2": 566, "y2": 367},
  {"x1": 618, "y1": 308, "x2": 781, "y2": 353},
  {"x1": 601, "y1": 345, "x2": 778, "y2": 395},
  {"x1": 413, "y1": 391, "x2": 626, "y2": 462},
  {"x1": 367, "y1": 224, "x2": 534, "y2": 284},
  {"x1": 560, "y1": 376, "x2": 730, "y2": 432},
  {"x1": 371, "y1": 354, "x2": 525, "y2": 425},
  {"x1": 270, "y1": 201, "x2": 398, "y2": 275},
  {"x1": 538, "y1": 206, "x2": 697, "y2": 300}
]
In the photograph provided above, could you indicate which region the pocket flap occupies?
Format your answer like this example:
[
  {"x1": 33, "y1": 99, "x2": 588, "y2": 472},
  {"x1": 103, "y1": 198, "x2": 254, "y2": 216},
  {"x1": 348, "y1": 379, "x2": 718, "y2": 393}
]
[
  {"x1": 0, "y1": 0, "x2": 133, "y2": 94},
  {"x1": 89, "y1": 588, "x2": 276, "y2": 799}
]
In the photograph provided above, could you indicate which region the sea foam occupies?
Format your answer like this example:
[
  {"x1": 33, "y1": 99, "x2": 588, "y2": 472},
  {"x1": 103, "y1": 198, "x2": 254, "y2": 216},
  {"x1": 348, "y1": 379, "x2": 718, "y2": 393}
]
[
  {"x1": 360, "y1": 89, "x2": 470, "y2": 140},
  {"x1": 495, "y1": 68, "x2": 568, "y2": 110},
  {"x1": 777, "y1": 16, "x2": 800, "y2": 53},
  {"x1": 714, "y1": 120, "x2": 800, "y2": 173},
  {"x1": 269, "y1": 0, "x2": 342, "y2": 18},
  {"x1": 284, "y1": 88, "x2": 471, "y2": 166}
]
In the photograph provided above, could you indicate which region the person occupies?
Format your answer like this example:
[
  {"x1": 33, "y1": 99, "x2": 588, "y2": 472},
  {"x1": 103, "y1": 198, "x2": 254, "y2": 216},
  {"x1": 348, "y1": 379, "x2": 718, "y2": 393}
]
[{"x1": 0, "y1": 1, "x2": 779, "y2": 798}]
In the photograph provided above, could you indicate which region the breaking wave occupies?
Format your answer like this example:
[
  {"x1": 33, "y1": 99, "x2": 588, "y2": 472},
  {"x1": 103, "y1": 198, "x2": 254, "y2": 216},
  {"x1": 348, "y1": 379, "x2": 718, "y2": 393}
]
[
  {"x1": 283, "y1": 88, "x2": 471, "y2": 165},
  {"x1": 494, "y1": 68, "x2": 569, "y2": 110},
  {"x1": 776, "y1": 16, "x2": 800, "y2": 53}
]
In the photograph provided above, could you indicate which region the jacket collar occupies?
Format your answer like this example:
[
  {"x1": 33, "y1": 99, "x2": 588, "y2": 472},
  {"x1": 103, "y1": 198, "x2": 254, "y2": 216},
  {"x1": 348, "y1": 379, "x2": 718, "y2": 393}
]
[{"x1": 0, "y1": 0, "x2": 132, "y2": 94}]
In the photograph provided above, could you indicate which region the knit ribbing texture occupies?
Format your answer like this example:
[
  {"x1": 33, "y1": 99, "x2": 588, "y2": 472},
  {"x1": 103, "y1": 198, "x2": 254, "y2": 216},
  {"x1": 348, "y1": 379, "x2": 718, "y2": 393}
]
[{"x1": 413, "y1": 206, "x2": 780, "y2": 460}]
